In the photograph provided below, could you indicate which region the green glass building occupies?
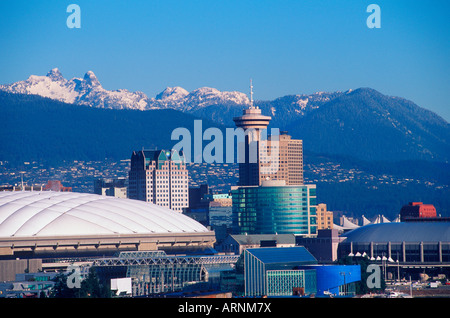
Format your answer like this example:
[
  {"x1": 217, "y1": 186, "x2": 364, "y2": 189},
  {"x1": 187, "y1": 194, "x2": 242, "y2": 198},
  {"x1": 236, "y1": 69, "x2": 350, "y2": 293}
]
[{"x1": 231, "y1": 180, "x2": 317, "y2": 235}]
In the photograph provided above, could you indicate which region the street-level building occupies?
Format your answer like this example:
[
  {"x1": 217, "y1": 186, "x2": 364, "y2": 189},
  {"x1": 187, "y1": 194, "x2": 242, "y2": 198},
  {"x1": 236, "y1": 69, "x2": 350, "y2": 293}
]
[{"x1": 243, "y1": 247, "x2": 318, "y2": 297}]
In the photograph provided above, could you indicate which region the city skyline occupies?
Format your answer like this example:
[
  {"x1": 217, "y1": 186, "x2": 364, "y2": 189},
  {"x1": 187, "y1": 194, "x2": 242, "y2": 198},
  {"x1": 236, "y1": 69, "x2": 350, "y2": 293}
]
[
  {"x1": 1, "y1": 0, "x2": 450, "y2": 301},
  {"x1": 0, "y1": 1, "x2": 449, "y2": 121}
]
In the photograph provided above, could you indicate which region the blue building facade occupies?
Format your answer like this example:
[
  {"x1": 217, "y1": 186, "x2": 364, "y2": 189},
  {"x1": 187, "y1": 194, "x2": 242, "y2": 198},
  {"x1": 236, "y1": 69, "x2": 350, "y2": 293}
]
[
  {"x1": 243, "y1": 247, "x2": 362, "y2": 297},
  {"x1": 297, "y1": 265, "x2": 361, "y2": 296},
  {"x1": 243, "y1": 247, "x2": 318, "y2": 296}
]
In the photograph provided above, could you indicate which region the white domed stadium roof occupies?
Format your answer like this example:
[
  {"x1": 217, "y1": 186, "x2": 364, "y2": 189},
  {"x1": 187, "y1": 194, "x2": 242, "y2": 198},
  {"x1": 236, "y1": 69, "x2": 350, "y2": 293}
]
[{"x1": 0, "y1": 191, "x2": 208, "y2": 238}]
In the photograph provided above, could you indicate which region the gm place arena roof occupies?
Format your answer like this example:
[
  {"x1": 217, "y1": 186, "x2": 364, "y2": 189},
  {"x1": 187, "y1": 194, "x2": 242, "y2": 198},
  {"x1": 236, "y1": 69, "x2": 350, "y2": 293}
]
[
  {"x1": 0, "y1": 191, "x2": 215, "y2": 258},
  {"x1": 341, "y1": 222, "x2": 450, "y2": 243}
]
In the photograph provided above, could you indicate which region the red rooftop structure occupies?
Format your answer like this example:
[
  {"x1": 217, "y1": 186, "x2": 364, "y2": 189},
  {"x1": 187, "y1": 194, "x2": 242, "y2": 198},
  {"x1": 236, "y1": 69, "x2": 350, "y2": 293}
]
[
  {"x1": 400, "y1": 202, "x2": 437, "y2": 222},
  {"x1": 43, "y1": 180, "x2": 72, "y2": 192}
]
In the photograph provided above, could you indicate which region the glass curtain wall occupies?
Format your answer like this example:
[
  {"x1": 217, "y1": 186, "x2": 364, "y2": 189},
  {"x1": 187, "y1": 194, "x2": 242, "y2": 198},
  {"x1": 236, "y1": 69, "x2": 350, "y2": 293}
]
[{"x1": 232, "y1": 185, "x2": 317, "y2": 235}]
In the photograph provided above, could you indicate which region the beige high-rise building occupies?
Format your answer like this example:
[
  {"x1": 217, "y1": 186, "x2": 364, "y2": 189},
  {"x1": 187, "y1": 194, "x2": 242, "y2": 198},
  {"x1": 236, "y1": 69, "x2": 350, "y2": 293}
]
[
  {"x1": 259, "y1": 131, "x2": 304, "y2": 185},
  {"x1": 128, "y1": 149, "x2": 189, "y2": 212},
  {"x1": 316, "y1": 203, "x2": 333, "y2": 229}
]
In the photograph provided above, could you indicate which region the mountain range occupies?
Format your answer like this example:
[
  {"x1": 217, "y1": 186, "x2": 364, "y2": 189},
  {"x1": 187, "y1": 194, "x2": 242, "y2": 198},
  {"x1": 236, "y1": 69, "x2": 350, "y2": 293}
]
[
  {"x1": 0, "y1": 68, "x2": 354, "y2": 127},
  {"x1": 0, "y1": 68, "x2": 249, "y2": 111},
  {"x1": 1, "y1": 69, "x2": 449, "y2": 163}
]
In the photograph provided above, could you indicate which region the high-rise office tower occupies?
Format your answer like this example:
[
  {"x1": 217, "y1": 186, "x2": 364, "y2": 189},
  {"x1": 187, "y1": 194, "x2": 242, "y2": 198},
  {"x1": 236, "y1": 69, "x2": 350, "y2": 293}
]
[
  {"x1": 233, "y1": 81, "x2": 303, "y2": 186},
  {"x1": 128, "y1": 149, "x2": 189, "y2": 212},
  {"x1": 259, "y1": 131, "x2": 304, "y2": 185}
]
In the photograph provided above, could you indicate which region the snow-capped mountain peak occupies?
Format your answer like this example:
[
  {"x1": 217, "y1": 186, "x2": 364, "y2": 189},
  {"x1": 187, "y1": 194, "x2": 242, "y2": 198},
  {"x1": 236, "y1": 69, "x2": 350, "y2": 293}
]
[
  {"x1": 0, "y1": 69, "x2": 253, "y2": 111},
  {"x1": 151, "y1": 85, "x2": 250, "y2": 111},
  {"x1": 83, "y1": 71, "x2": 101, "y2": 88},
  {"x1": 155, "y1": 86, "x2": 189, "y2": 101},
  {"x1": 46, "y1": 68, "x2": 64, "y2": 81},
  {"x1": 0, "y1": 68, "x2": 148, "y2": 110},
  {"x1": 182, "y1": 87, "x2": 250, "y2": 110}
]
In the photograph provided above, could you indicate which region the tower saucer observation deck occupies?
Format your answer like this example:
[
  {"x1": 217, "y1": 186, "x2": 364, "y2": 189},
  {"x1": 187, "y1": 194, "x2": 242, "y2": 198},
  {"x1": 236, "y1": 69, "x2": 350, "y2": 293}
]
[
  {"x1": 233, "y1": 80, "x2": 271, "y2": 133},
  {"x1": 233, "y1": 80, "x2": 272, "y2": 186}
]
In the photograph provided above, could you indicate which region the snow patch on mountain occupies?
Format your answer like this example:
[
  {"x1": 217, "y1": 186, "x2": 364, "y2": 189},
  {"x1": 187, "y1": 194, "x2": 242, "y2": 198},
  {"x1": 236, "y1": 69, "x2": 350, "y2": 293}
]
[
  {"x1": 181, "y1": 87, "x2": 250, "y2": 110},
  {"x1": 0, "y1": 68, "x2": 150, "y2": 110},
  {"x1": 0, "y1": 69, "x2": 251, "y2": 111},
  {"x1": 156, "y1": 86, "x2": 189, "y2": 101},
  {"x1": 2, "y1": 70, "x2": 79, "y2": 104}
]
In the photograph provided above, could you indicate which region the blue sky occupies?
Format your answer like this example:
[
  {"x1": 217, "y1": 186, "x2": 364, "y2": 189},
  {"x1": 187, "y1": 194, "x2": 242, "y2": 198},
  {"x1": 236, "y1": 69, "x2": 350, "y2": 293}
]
[{"x1": 0, "y1": 0, "x2": 449, "y2": 121}]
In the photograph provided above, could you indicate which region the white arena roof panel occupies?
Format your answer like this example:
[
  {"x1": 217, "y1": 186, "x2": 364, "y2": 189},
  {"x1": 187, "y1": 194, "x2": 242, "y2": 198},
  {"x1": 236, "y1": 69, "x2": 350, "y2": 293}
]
[{"x1": 0, "y1": 191, "x2": 209, "y2": 238}]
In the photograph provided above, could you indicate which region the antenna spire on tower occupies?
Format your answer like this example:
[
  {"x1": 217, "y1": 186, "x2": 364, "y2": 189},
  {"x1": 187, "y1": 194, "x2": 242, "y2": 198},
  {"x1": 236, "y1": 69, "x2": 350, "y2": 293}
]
[{"x1": 250, "y1": 78, "x2": 254, "y2": 108}]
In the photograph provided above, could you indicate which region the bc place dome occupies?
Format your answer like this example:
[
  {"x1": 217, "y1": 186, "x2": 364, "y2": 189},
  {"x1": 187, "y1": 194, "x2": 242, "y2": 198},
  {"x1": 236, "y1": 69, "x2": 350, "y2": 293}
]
[{"x1": 0, "y1": 191, "x2": 215, "y2": 257}]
